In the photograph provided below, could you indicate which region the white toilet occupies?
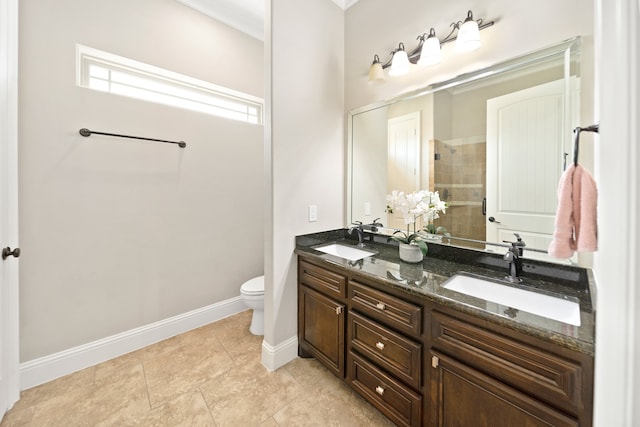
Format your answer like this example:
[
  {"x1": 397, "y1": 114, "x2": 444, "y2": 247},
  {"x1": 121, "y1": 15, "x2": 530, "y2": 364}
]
[{"x1": 240, "y1": 276, "x2": 264, "y2": 335}]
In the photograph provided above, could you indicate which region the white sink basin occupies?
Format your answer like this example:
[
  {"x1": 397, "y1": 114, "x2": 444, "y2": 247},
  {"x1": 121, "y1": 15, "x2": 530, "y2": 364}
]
[
  {"x1": 443, "y1": 274, "x2": 581, "y2": 326},
  {"x1": 314, "y1": 243, "x2": 375, "y2": 261}
]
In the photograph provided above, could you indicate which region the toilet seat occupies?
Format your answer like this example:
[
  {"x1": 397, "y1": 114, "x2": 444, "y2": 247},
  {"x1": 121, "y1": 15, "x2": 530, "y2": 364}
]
[{"x1": 241, "y1": 276, "x2": 264, "y2": 296}]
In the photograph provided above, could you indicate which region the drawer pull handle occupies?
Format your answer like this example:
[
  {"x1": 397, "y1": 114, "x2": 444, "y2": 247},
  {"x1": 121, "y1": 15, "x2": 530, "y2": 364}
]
[
  {"x1": 375, "y1": 385, "x2": 385, "y2": 396},
  {"x1": 375, "y1": 341, "x2": 385, "y2": 350},
  {"x1": 375, "y1": 302, "x2": 386, "y2": 310},
  {"x1": 432, "y1": 355, "x2": 439, "y2": 368}
]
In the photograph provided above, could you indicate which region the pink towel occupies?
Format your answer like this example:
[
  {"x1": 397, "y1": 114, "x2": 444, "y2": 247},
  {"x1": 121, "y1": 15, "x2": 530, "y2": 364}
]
[
  {"x1": 548, "y1": 164, "x2": 598, "y2": 258},
  {"x1": 548, "y1": 165, "x2": 576, "y2": 258},
  {"x1": 573, "y1": 165, "x2": 598, "y2": 251}
]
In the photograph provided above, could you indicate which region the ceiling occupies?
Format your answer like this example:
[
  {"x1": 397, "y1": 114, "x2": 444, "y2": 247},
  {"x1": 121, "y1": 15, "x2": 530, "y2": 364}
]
[{"x1": 176, "y1": 0, "x2": 359, "y2": 41}]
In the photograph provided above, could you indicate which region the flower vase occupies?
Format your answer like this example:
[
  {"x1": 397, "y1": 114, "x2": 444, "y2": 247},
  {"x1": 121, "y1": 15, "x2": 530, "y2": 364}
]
[{"x1": 398, "y1": 243, "x2": 423, "y2": 263}]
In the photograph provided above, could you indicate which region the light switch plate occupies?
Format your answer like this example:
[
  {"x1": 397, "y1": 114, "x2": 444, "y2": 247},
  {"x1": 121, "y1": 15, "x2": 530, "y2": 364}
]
[{"x1": 308, "y1": 205, "x2": 318, "y2": 222}]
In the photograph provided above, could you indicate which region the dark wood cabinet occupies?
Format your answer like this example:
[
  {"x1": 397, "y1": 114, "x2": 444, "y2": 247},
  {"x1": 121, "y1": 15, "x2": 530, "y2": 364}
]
[
  {"x1": 429, "y1": 310, "x2": 592, "y2": 426},
  {"x1": 349, "y1": 280, "x2": 422, "y2": 336},
  {"x1": 350, "y1": 351, "x2": 422, "y2": 427},
  {"x1": 347, "y1": 279, "x2": 424, "y2": 426},
  {"x1": 349, "y1": 311, "x2": 422, "y2": 390},
  {"x1": 296, "y1": 256, "x2": 594, "y2": 426},
  {"x1": 298, "y1": 260, "x2": 347, "y2": 378},
  {"x1": 299, "y1": 259, "x2": 347, "y2": 298},
  {"x1": 429, "y1": 350, "x2": 578, "y2": 427},
  {"x1": 299, "y1": 285, "x2": 345, "y2": 377}
]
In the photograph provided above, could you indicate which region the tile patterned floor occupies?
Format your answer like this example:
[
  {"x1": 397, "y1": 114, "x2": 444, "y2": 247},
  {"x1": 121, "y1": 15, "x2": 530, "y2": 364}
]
[{"x1": 1, "y1": 310, "x2": 394, "y2": 426}]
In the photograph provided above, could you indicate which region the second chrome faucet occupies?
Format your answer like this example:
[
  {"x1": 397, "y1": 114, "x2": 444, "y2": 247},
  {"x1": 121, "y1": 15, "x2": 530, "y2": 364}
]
[
  {"x1": 503, "y1": 233, "x2": 526, "y2": 283},
  {"x1": 349, "y1": 218, "x2": 383, "y2": 247}
]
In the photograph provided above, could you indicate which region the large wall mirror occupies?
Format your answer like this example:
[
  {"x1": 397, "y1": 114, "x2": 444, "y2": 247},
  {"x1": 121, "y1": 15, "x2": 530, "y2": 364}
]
[{"x1": 348, "y1": 38, "x2": 582, "y2": 262}]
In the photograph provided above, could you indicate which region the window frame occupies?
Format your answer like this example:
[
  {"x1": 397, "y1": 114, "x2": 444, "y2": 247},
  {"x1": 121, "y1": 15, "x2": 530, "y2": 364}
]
[{"x1": 76, "y1": 44, "x2": 263, "y2": 125}]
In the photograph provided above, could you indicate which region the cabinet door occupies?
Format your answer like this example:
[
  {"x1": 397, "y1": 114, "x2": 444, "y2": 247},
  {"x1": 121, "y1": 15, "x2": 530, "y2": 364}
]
[
  {"x1": 430, "y1": 311, "x2": 585, "y2": 414},
  {"x1": 429, "y1": 351, "x2": 578, "y2": 427},
  {"x1": 299, "y1": 285, "x2": 345, "y2": 377}
]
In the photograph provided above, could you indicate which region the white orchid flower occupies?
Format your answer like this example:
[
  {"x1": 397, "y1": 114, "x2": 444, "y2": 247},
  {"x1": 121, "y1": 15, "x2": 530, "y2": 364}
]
[{"x1": 386, "y1": 189, "x2": 447, "y2": 226}]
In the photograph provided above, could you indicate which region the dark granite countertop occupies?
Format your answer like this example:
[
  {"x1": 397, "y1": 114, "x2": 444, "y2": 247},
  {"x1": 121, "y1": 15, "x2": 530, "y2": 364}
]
[{"x1": 295, "y1": 229, "x2": 596, "y2": 356}]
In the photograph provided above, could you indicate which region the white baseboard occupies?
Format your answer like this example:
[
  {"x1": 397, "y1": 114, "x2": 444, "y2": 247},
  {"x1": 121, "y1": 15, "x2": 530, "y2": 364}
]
[
  {"x1": 20, "y1": 297, "x2": 247, "y2": 390},
  {"x1": 261, "y1": 335, "x2": 298, "y2": 371}
]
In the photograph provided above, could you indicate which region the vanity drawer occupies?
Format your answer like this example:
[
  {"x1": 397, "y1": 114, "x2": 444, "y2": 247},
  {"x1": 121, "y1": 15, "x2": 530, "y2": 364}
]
[
  {"x1": 349, "y1": 311, "x2": 422, "y2": 390},
  {"x1": 299, "y1": 260, "x2": 346, "y2": 298},
  {"x1": 348, "y1": 351, "x2": 422, "y2": 427},
  {"x1": 349, "y1": 281, "x2": 422, "y2": 337},
  {"x1": 431, "y1": 311, "x2": 584, "y2": 415}
]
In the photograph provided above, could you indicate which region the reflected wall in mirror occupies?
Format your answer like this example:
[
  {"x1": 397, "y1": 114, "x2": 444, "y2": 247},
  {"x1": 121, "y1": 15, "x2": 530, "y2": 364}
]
[{"x1": 348, "y1": 38, "x2": 582, "y2": 261}]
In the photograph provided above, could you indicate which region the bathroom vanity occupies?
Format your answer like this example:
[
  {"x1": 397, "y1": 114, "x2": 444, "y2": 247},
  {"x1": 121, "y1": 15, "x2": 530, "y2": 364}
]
[{"x1": 295, "y1": 230, "x2": 594, "y2": 426}]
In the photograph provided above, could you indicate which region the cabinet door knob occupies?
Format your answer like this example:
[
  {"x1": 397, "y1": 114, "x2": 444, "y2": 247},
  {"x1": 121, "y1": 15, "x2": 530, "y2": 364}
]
[
  {"x1": 375, "y1": 341, "x2": 385, "y2": 350},
  {"x1": 375, "y1": 385, "x2": 385, "y2": 396},
  {"x1": 375, "y1": 302, "x2": 386, "y2": 310}
]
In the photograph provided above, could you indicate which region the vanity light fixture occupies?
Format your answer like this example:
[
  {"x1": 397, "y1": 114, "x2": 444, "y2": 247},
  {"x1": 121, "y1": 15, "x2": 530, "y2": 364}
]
[
  {"x1": 454, "y1": 10, "x2": 482, "y2": 52},
  {"x1": 367, "y1": 10, "x2": 494, "y2": 84},
  {"x1": 417, "y1": 28, "x2": 442, "y2": 67},
  {"x1": 389, "y1": 43, "x2": 411, "y2": 77},
  {"x1": 368, "y1": 55, "x2": 385, "y2": 83}
]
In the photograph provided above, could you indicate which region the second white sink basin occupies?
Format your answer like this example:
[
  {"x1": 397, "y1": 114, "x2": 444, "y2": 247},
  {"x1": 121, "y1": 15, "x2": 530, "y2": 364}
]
[
  {"x1": 443, "y1": 274, "x2": 581, "y2": 326},
  {"x1": 314, "y1": 243, "x2": 375, "y2": 261}
]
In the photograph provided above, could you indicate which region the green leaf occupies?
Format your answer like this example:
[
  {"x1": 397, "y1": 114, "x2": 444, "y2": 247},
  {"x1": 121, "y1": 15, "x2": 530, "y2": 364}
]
[
  {"x1": 389, "y1": 230, "x2": 410, "y2": 244},
  {"x1": 415, "y1": 240, "x2": 428, "y2": 256},
  {"x1": 435, "y1": 226, "x2": 448, "y2": 235}
]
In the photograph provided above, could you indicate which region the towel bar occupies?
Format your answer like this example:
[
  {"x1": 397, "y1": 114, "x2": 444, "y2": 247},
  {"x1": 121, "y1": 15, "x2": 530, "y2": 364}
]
[{"x1": 79, "y1": 128, "x2": 186, "y2": 148}]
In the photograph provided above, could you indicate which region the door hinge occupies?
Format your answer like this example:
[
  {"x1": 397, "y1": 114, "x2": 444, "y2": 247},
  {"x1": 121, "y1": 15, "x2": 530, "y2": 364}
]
[{"x1": 431, "y1": 355, "x2": 439, "y2": 368}]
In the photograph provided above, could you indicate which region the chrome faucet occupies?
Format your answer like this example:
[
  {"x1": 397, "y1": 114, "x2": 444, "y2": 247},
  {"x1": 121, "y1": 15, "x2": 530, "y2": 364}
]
[
  {"x1": 348, "y1": 222, "x2": 365, "y2": 247},
  {"x1": 350, "y1": 219, "x2": 384, "y2": 246},
  {"x1": 503, "y1": 233, "x2": 526, "y2": 283}
]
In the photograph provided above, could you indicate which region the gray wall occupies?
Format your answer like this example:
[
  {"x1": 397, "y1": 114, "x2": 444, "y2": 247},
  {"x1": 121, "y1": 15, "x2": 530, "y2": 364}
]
[
  {"x1": 19, "y1": 0, "x2": 264, "y2": 361},
  {"x1": 265, "y1": 0, "x2": 345, "y2": 355}
]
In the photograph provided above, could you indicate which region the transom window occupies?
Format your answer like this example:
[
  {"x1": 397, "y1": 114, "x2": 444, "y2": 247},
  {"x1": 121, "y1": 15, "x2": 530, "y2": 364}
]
[{"x1": 76, "y1": 45, "x2": 263, "y2": 125}]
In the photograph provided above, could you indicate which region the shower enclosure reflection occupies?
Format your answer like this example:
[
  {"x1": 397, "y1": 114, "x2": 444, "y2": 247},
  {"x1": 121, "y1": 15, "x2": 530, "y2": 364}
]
[{"x1": 432, "y1": 139, "x2": 486, "y2": 249}]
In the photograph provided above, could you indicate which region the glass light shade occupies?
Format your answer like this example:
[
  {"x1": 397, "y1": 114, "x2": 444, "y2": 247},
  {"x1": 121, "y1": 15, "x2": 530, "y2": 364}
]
[
  {"x1": 455, "y1": 19, "x2": 481, "y2": 52},
  {"x1": 389, "y1": 49, "x2": 410, "y2": 77},
  {"x1": 368, "y1": 61, "x2": 385, "y2": 84},
  {"x1": 417, "y1": 36, "x2": 442, "y2": 67}
]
